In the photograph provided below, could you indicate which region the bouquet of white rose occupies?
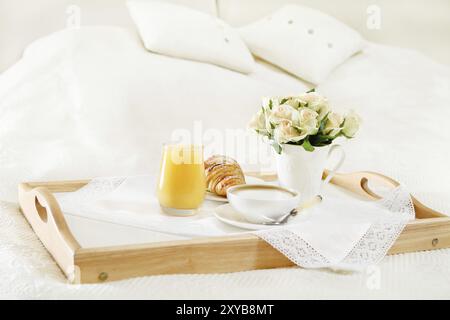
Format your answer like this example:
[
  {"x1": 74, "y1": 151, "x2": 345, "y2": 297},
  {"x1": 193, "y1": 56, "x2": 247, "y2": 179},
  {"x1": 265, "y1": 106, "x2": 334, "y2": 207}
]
[{"x1": 249, "y1": 89, "x2": 360, "y2": 153}]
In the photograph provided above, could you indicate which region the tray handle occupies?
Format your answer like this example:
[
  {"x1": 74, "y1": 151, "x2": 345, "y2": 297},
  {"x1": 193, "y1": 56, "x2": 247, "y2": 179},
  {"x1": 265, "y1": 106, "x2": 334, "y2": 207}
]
[
  {"x1": 323, "y1": 170, "x2": 446, "y2": 219},
  {"x1": 247, "y1": 170, "x2": 446, "y2": 219},
  {"x1": 18, "y1": 183, "x2": 80, "y2": 282}
]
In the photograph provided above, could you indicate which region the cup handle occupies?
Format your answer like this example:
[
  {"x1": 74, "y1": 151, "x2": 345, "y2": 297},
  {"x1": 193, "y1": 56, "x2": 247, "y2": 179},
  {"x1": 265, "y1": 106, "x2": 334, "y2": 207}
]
[{"x1": 322, "y1": 144, "x2": 345, "y2": 186}]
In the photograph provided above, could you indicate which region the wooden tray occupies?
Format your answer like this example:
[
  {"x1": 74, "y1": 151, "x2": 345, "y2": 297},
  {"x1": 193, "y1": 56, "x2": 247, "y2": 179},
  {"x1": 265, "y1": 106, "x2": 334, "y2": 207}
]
[{"x1": 18, "y1": 171, "x2": 450, "y2": 284}]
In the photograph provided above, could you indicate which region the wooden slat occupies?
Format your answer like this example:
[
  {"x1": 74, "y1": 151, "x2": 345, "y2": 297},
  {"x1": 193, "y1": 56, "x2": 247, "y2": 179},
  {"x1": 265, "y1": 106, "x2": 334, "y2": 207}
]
[
  {"x1": 25, "y1": 180, "x2": 89, "y2": 193},
  {"x1": 388, "y1": 217, "x2": 450, "y2": 254},
  {"x1": 75, "y1": 235, "x2": 293, "y2": 283}
]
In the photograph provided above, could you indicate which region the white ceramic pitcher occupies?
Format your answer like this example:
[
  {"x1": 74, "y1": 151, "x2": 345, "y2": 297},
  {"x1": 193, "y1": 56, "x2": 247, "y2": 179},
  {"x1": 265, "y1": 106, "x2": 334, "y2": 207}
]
[{"x1": 274, "y1": 144, "x2": 345, "y2": 201}]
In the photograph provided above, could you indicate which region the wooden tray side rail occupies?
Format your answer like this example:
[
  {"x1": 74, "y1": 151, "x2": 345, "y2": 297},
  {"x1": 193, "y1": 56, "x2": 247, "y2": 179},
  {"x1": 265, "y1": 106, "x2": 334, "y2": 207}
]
[
  {"x1": 18, "y1": 171, "x2": 450, "y2": 284},
  {"x1": 18, "y1": 183, "x2": 81, "y2": 282}
]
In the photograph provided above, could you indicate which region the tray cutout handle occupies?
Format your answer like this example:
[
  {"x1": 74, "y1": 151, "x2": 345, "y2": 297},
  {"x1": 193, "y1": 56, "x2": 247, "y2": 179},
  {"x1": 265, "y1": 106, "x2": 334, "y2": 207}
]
[
  {"x1": 35, "y1": 196, "x2": 48, "y2": 223},
  {"x1": 248, "y1": 170, "x2": 446, "y2": 219},
  {"x1": 324, "y1": 170, "x2": 446, "y2": 219},
  {"x1": 18, "y1": 183, "x2": 81, "y2": 283}
]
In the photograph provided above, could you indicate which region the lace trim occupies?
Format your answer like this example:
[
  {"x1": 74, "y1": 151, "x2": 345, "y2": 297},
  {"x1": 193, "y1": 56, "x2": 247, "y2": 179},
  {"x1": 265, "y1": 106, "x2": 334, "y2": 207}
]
[
  {"x1": 339, "y1": 186, "x2": 415, "y2": 267},
  {"x1": 255, "y1": 186, "x2": 415, "y2": 270},
  {"x1": 258, "y1": 229, "x2": 330, "y2": 268},
  {"x1": 377, "y1": 184, "x2": 415, "y2": 218},
  {"x1": 57, "y1": 176, "x2": 126, "y2": 213}
]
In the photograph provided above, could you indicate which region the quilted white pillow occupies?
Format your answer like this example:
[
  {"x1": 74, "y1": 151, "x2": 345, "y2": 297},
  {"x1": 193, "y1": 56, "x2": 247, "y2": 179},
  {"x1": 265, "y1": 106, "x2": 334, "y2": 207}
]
[
  {"x1": 239, "y1": 5, "x2": 365, "y2": 84},
  {"x1": 127, "y1": 0, "x2": 254, "y2": 73}
]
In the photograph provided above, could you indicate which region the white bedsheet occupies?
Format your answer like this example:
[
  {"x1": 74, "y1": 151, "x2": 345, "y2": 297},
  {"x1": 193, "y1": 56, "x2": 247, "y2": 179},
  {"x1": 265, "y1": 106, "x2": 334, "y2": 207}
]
[
  {"x1": 0, "y1": 27, "x2": 449, "y2": 299},
  {"x1": 0, "y1": 27, "x2": 307, "y2": 202}
]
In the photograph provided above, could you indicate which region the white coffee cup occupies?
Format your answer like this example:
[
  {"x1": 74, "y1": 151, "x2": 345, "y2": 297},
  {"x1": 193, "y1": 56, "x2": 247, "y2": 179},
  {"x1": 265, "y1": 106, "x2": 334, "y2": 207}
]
[{"x1": 227, "y1": 184, "x2": 301, "y2": 224}]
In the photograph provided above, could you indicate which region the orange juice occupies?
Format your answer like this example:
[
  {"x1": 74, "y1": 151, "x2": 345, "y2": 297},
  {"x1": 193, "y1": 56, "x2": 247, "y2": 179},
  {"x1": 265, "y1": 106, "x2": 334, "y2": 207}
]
[{"x1": 157, "y1": 144, "x2": 205, "y2": 215}]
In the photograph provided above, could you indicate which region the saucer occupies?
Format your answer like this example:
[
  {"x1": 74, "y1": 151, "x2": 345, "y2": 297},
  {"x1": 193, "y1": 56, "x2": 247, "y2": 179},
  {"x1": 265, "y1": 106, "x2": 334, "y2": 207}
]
[
  {"x1": 214, "y1": 204, "x2": 284, "y2": 230},
  {"x1": 205, "y1": 176, "x2": 267, "y2": 203}
]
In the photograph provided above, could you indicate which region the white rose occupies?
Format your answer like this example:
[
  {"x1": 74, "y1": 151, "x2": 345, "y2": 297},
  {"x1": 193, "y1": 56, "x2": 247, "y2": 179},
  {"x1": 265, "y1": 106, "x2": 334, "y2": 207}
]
[
  {"x1": 273, "y1": 120, "x2": 306, "y2": 144},
  {"x1": 342, "y1": 111, "x2": 361, "y2": 138},
  {"x1": 298, "y1": 92, "x2": 326, "y2": 107},
  {"x1": 296, "y1": 107, "x2": 319, "y2": 135},
  {"x1": 323, "y1": 112, "x2": 344, "y2": 137},
  {"x1": 282, "y1": 97, "x2": 304, "y2": 109},
  {"x1": 248, "y1": 108, "x2": 266, "y2": 131},
  {"x1": 268, "y1": 104, "x2": 298, "y2": 124},
  {"x1": 298, "y1": 92, "x2": 329, "y2": 120}
]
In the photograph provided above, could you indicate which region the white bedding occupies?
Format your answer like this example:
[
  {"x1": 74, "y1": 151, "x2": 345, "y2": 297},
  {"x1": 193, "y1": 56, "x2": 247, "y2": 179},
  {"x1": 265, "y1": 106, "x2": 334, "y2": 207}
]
[
  {"x1": 0, "y1": 27, "x2": 449, "y2": 299},
  {"x1": 0, "y1": 27, "x2": 307, "y2": 202}
]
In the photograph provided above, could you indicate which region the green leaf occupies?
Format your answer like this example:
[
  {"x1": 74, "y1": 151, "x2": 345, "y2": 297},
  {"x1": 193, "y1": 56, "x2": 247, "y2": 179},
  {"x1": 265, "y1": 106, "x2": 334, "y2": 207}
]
[
  {"x1": 309, "y1": 134, "x2": 334, "y2": 147},
  {"x1": 255, "y1": 129, "x2": 269, "y2": 137},
  {"x1": 271, "y1": 141, "x2": 283, "y2": 154},
  {"x1": 268, "y1": 99, "x2": 273, "y2": 109},
  {"x1": 306, "y1": 88, "x2": 316, "y2": 93},
  {"x1": 302, "y1": 138, "x2": 315, "y2": 152},
  {"x1": 318, "y1": 112, "x2": 330, "y2": 131},
  {"x1": 280, "y1": 98, "x2": 288, "y2": 104}
]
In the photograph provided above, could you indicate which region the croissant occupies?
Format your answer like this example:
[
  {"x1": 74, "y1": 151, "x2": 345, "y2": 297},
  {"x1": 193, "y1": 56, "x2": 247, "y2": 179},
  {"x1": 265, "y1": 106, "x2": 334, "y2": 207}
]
[{"x1": 204, "y1": 155, "x2": 246, "y2": 197}]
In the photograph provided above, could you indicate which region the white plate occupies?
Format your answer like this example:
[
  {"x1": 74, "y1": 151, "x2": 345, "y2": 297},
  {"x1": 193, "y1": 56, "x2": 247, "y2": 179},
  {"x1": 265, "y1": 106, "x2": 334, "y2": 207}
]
[
  {"x1": 214, "y1": 204, "x2": 282, "y2": 230},
  {"x1": 205, "y1": 191, "x2": 228, "y2": 202},
  {"x1": 205, "y1": 176, "x2": 267, "y2": 202}
]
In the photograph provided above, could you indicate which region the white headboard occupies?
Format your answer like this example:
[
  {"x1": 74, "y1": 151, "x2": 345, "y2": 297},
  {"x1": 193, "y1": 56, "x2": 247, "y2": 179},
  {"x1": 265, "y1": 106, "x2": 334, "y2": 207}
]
[
  {"x1": 0, "y1": 0, "x2": 217, "y2": 73},
  {"x1": 216, "y1": 0, "x2": 450, "y2": 66}
]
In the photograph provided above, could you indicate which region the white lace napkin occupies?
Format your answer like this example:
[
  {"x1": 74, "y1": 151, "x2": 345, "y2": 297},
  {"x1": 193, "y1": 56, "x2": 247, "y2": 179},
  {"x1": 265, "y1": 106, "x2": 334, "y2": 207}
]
[{"x1": 56, "y1": 175, "x2": 414, "y2": 270}]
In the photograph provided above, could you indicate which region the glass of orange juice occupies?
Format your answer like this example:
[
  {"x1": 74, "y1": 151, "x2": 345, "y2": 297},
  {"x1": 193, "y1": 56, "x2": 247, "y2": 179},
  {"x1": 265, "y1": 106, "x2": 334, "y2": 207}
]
[{"x1": 156, "y1": 144, "x2": 206, "y2": 215}]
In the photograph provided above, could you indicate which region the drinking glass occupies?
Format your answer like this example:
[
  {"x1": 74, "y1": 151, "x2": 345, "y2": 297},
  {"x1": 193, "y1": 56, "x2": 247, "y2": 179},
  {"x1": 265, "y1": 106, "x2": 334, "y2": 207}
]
[{"x1": 156, "y1": 144, "x2": 205, "y2": 215}]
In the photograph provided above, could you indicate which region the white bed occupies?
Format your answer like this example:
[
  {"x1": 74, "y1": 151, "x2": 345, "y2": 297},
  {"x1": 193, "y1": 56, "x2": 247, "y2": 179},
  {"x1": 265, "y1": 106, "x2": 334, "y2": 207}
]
[{"x1": 0, "y1": 1, "x2": 450, "y2": 299}]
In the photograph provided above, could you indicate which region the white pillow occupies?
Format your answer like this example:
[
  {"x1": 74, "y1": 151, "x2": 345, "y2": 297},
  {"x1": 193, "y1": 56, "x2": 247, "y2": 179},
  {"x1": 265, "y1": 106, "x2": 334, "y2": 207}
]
[
  {"x1": 126, "y1": 0, "x2": 254, "y2": 73},
  {"x1": 239, "y1": 5, "x2": 365, "y2": 84}
]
